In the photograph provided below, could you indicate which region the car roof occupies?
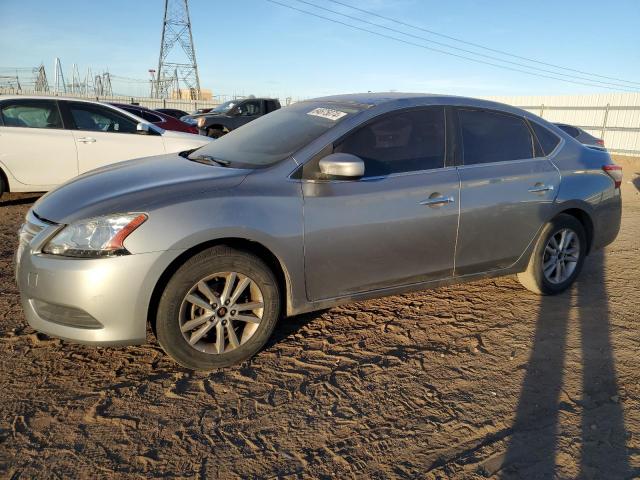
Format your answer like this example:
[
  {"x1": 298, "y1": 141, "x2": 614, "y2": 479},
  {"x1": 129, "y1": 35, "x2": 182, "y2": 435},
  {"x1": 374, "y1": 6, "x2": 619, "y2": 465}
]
[
  {"x1": 303, "y1": 92, "x2": 555, "y2": 126},
  {"x1": 0, "y1": 94, "x2": 111, "y2": 105}
]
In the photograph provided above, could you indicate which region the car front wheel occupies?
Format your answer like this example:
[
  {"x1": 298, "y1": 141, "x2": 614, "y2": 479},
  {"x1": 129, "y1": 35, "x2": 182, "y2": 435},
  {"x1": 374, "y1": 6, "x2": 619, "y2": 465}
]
[
  {"x1": 517, "y1": 214, "x2": 587, "y2": 295},
  {"x1": 156, "y1": 246, "x2": 281, "y2": 370},
  {"x1": 207, "y1": 127, "x2": 226, "y2": 138}
]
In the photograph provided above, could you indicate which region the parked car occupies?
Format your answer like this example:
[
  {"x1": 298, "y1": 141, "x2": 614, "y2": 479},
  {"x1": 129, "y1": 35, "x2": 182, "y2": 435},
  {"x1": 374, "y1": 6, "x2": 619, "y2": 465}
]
[
  {"x1": 182, "y1": 98, "x2": 281, "y2": 138},
  {"x1": 0, "y1": 96, "x2": 211, "y2": 194},
  {"x1": 554, "y1": 123, "x2": 605, "y2": 150},
  {"x1": 109, "y1": 103, "x2": 197, "y2": 134},
  {"x1": 16, "y1": 93, "x2": 622, "y2": 370},
  {"x1": 155, "y1": 108, "x2": 190, "y2": 120}
]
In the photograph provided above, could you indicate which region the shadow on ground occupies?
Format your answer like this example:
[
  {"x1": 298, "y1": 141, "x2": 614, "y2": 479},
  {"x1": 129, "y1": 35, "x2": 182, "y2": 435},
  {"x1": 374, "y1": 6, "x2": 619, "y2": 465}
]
[
  {"x1": 0, "y1": 194, "x2": 42, "y2": 207},
  {"x1": 501, "y1": 251, "x2": 635, "y2": 478}
]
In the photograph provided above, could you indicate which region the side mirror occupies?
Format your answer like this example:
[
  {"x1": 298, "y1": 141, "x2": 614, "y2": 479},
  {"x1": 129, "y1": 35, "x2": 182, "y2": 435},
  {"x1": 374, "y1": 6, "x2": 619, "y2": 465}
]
[
  {"x1": 136, "y1": 122, "x2": 150, "y2": 134},
  {"x1": 319, "y1": 153, "x2": 365, "y2": 179}
]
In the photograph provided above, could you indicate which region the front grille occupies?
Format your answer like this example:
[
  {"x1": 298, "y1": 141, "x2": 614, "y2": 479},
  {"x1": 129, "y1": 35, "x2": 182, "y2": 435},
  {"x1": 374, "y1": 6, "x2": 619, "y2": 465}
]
[{"x1": 19, "y1": 211, "x2": 55, "y2": 245}]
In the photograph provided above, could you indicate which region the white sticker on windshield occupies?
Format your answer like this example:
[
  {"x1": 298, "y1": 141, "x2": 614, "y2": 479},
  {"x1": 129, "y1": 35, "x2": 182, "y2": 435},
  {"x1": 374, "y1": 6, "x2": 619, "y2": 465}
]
[{"x1": 307, "y1": 107, "x2": 347, "y2": 121}]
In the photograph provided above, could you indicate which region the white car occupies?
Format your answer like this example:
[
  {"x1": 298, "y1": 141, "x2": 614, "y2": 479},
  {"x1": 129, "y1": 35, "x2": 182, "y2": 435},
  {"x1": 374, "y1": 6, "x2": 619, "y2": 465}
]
[{"x1": 0, "y1": 96, "x2": 212, "y2": 193}]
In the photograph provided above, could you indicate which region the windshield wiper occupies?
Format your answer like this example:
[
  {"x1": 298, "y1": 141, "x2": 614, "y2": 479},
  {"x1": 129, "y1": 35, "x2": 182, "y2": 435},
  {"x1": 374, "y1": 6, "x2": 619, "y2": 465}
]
[{"x1": 190, "y1": 154, "x2": 231, "y2": 167}]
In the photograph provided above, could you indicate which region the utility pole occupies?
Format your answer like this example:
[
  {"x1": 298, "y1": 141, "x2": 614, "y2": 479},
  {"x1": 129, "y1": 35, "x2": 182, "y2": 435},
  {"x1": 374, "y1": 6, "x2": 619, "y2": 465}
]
[{"x1": 156, "y1": 0, "x2": 201, "y2": 99}]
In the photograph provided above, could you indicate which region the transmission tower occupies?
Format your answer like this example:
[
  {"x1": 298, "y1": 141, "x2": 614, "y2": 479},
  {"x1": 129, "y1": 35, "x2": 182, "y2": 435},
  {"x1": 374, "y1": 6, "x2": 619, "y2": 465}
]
[
  {"x1": 71, "y1": 63, "x2": 82, "y2": 94},
  {"x1": 84, "y1": 67, "x2": 93, "y2": 95},
  {"x1": 102, "y1": 72, "x2": 113, "y2": 96},
  {"x1": 53, "y1": 57, "x2": 66, "y2": 94},
  {"x1": 33, "y1": 64, "x2": 49, "y2": 92},
  {"x1": 156, "y1": 0, "x2": 201, "y2": 99}
]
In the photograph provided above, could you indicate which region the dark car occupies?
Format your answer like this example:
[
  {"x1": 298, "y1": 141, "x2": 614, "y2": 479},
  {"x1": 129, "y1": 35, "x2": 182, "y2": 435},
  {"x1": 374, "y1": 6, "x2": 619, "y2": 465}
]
[
  {"x1": 155, "y1": 108, "x2": 190, "y2": 120},
  {"x1": 184, "y1": 98, "x2": 281, "y2": 138},
  {"x1": 109, "y1": 103, "x2": 198, "y2": 134},
  {"x1": 554, "y1": 123, "x2": 605, "y2": 150}
]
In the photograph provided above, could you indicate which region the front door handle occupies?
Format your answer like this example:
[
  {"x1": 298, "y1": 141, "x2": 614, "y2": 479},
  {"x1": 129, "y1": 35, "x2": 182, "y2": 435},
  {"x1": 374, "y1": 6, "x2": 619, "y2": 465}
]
[
  {"x1": 77, "y1": 137, "x2": 96, "y2": 143},
  {"x1": 420, "y1": 194, "x2": 455, "y2": 207},
  {"x1": 528, "y1": 183, "x2": 554, "y2": 193}
]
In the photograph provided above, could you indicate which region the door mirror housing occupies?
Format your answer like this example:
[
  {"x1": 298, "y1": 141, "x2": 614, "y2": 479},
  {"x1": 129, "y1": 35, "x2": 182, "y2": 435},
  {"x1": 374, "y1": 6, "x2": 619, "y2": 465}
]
[
  {"x1": 136, "y1": 122, "x2": 151, "y2": 134},
  {"x1": 319, "y1": 153, "x2": 365, "y2": 179}
]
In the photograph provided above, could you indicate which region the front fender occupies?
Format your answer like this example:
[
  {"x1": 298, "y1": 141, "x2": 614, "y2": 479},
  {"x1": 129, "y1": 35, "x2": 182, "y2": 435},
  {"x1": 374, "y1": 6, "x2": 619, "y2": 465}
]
[{"x1": 123, "y1": 163, "x2": 307, "y2": 315}]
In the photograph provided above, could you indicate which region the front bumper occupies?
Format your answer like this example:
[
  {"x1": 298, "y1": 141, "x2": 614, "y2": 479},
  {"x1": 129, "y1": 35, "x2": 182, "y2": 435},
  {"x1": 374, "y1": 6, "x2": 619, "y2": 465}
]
[{"x1": 16, "y1": 236, "x2": 177, "y2": 346}]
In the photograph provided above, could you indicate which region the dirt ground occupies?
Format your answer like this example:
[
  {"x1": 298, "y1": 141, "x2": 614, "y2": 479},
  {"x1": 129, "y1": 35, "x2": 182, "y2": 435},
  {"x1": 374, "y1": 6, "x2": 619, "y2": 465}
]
[{"x1": 0, "y1": 156, "x2": 639, "y2": 479}]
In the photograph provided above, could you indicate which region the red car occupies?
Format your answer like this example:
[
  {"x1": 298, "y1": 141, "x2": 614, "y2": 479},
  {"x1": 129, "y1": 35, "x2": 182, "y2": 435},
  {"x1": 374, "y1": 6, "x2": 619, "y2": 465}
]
[{"x1": 109, "y1": 103, "x2": 198, "y2": 134}]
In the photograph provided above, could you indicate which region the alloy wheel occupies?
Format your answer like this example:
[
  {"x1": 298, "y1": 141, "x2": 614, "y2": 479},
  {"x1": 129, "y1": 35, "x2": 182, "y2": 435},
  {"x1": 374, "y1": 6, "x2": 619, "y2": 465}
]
[
  {"x1": 542, "y1": 228, "x2": 581, "y2": 284},
  {"x1": 178, "y1": 272, "x2": 264, "y2": 354}
]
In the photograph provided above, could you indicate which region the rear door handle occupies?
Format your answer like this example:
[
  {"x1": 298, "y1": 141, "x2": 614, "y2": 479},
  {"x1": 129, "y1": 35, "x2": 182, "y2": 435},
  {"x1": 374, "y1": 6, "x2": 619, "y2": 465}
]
[
  {"x1": 77, "y1": 137, "x2": 96, "y2": 143},
  {"x1": 420, "y1": 195, "x2": 455, "y2": 207},
  {"x1": 528, "y1": 183, "x2": 554, "y2": 193}
]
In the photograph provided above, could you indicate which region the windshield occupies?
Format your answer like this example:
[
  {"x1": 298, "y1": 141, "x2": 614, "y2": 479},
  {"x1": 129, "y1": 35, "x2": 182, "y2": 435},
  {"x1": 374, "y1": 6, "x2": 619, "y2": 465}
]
[
  {"x1": 188, "y1": 101, "x2": 367, "y2": 168},
  {"x1": 209, "y1": 100, "x2": 240, "y2": 114}
]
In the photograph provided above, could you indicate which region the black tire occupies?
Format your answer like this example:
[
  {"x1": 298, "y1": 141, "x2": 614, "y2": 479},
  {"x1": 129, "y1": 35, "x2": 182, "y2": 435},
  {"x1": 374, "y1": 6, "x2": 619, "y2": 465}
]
[
  {"x1": 207, "y1": 128, "x2": 225, "y2": 138},
  {"x1": 0, "y1": 171, "x2": 6, "y2": 198},
  {"x1": 156, "y1": 246, "x2": 281, "y2": 370},
  {"x1": 517, "y1": 214, "x2": 587, "y2": 295}
]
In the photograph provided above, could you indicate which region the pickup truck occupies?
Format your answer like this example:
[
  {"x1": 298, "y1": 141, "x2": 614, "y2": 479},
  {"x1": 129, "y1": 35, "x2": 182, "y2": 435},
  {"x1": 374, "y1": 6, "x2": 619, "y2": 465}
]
[{"x1": 184, "y1": 97, "x2": 281, "y2": 138}]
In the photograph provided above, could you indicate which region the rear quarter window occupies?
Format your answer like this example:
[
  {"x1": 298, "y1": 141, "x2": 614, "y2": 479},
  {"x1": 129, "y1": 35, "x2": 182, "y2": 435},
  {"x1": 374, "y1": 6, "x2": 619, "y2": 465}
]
[
  {"x1": 556, "y1": 124, "x2": 580, "y2": 138},
  {"x1": 531, "y1": 122, "x2": 561, "y2": 156}
]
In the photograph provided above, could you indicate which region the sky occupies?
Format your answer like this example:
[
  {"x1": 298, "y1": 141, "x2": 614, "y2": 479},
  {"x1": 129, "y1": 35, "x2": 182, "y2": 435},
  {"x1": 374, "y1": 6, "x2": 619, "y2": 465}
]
[{"x1": 1, "y1": 0, "x2": 639, "y2": 100}]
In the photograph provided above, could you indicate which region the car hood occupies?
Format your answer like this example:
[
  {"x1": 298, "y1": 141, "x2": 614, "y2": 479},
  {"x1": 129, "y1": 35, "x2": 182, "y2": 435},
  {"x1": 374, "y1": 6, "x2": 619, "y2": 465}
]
[
  {"x1": 161, "y1": 128, "x2": 209, "y2": 141},
  {"x1": 33, "y1": 153, "x2": 250, "y2": 224}
]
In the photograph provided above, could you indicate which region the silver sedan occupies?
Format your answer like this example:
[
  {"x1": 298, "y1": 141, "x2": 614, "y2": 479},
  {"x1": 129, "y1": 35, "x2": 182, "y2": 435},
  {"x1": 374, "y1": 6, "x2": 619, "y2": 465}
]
[{"x1": 16, "y1": 93, "x2": 622, "y2": 370}]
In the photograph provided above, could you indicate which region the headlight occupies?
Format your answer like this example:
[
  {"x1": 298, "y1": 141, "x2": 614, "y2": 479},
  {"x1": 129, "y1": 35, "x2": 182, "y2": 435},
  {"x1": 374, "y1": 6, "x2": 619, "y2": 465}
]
[
  {"x1": 43, "y1": 213, "x2": 147, "y2": 258},
  {"x1": 197, "y1": 117, "x2": 206, "y2": 128}
]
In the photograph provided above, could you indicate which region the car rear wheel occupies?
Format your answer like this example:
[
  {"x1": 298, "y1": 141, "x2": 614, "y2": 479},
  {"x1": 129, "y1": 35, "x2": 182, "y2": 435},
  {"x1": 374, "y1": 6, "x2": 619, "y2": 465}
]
[
  {"x1": 156, "y1": 246, "x2": 281, "y2": 370},
  {"x1": 0, "y1": 171, "x2": 6, "y2": 197},
  {"x1": 517, "y1": 214, "x2": 587, "y2": 295}
]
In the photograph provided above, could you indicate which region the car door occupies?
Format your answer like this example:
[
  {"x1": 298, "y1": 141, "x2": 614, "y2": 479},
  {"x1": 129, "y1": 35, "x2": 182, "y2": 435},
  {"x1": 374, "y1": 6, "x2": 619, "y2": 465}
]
[
  {"x1": 0, "y1": 99, "x2": 77, "y2": 188},
  {"x1": 301, "y1": 106, "x2": 460, "y2": 301},
  {"x1": 453, "y1": 107, "x2": 561, "y2": 275},
  {"x1": 61, "y1": 101, "x2": 166, "y2": 174}
]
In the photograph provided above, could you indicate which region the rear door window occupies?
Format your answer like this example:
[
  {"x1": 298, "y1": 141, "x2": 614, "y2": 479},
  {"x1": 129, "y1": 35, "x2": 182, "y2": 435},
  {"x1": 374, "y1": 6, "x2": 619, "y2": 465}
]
[
  {"x1": 458, "y1": 109, "x2": 534, "y2": 165},
  {"x1": 0, "y1": 100, "x2": 63, "y2": 129},
  {"x1": 531, "y1": 122, "x2": 561, "y2": 156},
  {"x1": 334, "y1": 107, "x2": 446, "y2": 177}
]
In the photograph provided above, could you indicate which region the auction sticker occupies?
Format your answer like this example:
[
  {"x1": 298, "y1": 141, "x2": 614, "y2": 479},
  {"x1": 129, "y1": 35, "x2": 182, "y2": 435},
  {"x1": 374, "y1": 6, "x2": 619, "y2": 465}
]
[{"x1": 307, "y1": 107, "x2": 347, "y2": 121}]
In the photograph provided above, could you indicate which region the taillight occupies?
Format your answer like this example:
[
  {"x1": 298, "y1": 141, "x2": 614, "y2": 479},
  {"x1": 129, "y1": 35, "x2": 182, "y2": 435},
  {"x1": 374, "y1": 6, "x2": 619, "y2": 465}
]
[
  {"x1": 603, "y1": 164, "x2": 622, "y2": 189},
  {"x1": 596, "y1": 139, "x2": 605, "y2": 146}
]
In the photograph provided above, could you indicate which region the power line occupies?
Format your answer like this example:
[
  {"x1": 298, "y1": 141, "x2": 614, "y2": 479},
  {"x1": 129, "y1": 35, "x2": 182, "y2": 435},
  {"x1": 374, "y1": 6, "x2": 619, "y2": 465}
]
[
  {"x1": 292, "y1": 0, "x2": 637, "y2": 91},
  {"x1": 326, "y1": 0, "x2": 640, "y2": 87},
  {"x1": 265, "y1": 0, "x2": 638, "y2": 92}
]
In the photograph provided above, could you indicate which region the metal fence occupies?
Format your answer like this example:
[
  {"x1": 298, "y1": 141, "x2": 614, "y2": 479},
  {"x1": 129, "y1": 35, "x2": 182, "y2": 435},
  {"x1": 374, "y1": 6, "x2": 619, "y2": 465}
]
[
  {"x1": 514, "y1": 104, "x2": 640, "y2": 156},
  {"x1": 488, "y1": 93, "x2": 640, "y2": 157}
]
